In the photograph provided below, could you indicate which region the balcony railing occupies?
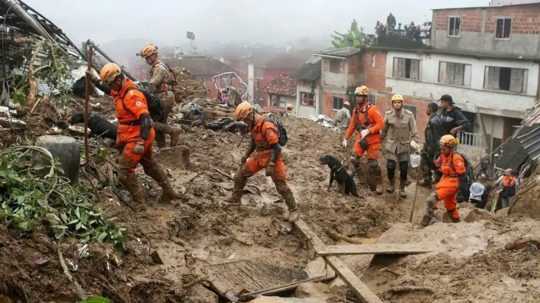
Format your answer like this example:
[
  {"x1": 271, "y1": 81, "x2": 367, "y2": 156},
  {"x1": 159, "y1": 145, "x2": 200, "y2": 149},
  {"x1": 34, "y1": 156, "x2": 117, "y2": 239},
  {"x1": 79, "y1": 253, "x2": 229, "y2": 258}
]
[{"x1": 459, "y1": 131, "x2": 483, "y2": 147}]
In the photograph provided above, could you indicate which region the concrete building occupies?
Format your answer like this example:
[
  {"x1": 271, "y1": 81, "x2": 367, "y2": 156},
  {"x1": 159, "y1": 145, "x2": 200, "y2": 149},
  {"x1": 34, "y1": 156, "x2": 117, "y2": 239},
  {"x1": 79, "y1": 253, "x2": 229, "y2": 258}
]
[
  {"x1": 295, "y1": 56, "x2": 322, "y2": 119},
  {"x1": 315, "y1": 47, "x2": 364, "y2": 118},
  {"x1": 377, "y1": 3, "x2": 540, "y2": 157}
]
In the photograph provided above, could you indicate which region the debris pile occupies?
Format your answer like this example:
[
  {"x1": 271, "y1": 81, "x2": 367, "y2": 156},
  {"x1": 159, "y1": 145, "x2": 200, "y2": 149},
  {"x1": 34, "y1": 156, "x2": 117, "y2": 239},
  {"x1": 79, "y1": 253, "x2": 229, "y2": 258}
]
[
  {"x1": 0, "y1": 146, "x2": 125, "y2": 247},
  {"x1": 172, "y1": 68, "x2": 207, "y2": 102}
]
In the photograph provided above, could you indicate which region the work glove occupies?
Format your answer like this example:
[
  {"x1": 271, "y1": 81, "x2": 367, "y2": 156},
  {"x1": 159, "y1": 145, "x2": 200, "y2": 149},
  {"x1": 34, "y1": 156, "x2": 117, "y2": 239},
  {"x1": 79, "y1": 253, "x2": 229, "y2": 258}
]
[
  {"x1": 85, "y1": 68, "x2": 100, "y2": 83},
  {"x1": 360, "y1": 129, "x2": 370, "y2": 139},
  {"x1": 265, "y1": 162, "x2": 275, "y2": 177},
  {"x1": 133, "y1": 141, "x2": 145, "y2": 155},
  {"x1": 342, "y1": 139, "x2": 348, "y2": 148},
  {"x1": 410, "y1": 140, "x2": 422, "y2": 152}
]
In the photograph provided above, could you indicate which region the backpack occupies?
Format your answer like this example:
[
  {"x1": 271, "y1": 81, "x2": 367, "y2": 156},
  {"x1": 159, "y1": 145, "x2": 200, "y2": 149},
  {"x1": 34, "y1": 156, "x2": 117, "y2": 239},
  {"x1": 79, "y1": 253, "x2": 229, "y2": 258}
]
[
  {"x1": 451, "y1": 152, "x2": 474, "y2": 203},
  {"x1": 264, "y1": 113, "x2": 288, "y2": 146},
  {"x1": 123, "y1": 88, "x2": 164, "y2": 122}
]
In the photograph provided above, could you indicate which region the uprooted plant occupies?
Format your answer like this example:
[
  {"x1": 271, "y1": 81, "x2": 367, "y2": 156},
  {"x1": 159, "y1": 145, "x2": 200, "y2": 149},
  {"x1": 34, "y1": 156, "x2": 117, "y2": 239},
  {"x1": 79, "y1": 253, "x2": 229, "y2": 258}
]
[{"x1": 0, "y1": 146, "x2": 125, "y2": 248}]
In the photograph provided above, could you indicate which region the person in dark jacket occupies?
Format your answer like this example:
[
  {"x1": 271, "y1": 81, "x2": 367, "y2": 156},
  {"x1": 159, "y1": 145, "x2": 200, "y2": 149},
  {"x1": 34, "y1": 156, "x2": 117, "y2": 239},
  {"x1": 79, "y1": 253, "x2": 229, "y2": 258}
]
[
  {"x1": 420, "y1": 102, "x2": 439, "y2": 186},
  {"x1": 420, "y1": 95, "x2": 470, "y2": 186}
]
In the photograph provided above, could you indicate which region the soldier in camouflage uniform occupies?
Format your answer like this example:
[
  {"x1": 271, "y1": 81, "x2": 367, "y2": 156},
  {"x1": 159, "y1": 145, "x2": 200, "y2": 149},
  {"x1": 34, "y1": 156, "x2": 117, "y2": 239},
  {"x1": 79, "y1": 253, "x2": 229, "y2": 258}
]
[
  {"x1": 139, "y1": 44, "x2": 181, "y2": 148},
  {"x1": 381, "y1": 94, "x2": 421, "y2": 198}
]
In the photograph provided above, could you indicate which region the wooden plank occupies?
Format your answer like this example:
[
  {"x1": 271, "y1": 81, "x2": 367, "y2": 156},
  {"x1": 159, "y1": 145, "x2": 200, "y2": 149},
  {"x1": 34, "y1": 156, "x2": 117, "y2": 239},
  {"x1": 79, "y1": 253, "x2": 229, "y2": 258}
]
[
  {"x1": 294, "y1": 219, "x2": 383, "y2": 303},
  {"x1": 325, "y1": 256, "x2": 383, "y2": 303},
  {"x1": 319, "y1": 244, "x2": 432, "y2": 256},
  {"x1": 238, "y1": 275, "x2": 330, "y2": 300},
  {"x1": 294, "y1": 218, "x2": 326, "y2": 252}
]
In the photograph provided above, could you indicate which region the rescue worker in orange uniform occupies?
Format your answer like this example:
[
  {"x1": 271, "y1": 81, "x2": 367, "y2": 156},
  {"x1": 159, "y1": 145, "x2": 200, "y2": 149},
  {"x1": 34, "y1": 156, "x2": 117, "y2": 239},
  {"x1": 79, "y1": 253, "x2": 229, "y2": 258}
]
[
  {"x1": 99, "y1": 63, "x2": 182, "y2": 209},
  {"x1": 228, "y1": 102, "x2": 298, "y2": 221},
  {"x1": 343, "y1": 85, "x2": 385, "y2": 194},
  {"x1": 421, "y1": 135, "x2": 465, "y2": 226},
  {"x1": 496, "y1": 168, "x2": 517, "y2": 210},
  {"x1": 139, "y1": 44, "x2": 181, "y2": 148}
]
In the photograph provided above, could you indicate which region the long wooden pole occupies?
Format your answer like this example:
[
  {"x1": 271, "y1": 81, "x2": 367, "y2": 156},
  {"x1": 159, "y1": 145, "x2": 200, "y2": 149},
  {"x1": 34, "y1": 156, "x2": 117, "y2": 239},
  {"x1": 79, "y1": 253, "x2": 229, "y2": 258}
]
[{"x1": 83, "y1": 42, "x2": 93, "y2": 165}]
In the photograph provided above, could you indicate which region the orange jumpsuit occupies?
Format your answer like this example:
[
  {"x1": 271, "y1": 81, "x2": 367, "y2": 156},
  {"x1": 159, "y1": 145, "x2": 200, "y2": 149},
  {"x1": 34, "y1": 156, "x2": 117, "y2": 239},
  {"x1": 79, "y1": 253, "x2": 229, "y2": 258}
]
[
  {"x1": 111, "y1": 79, "x2": 156, "y2": 173},
  {"x1": 244, "y1": 115, "x2": 287, "y2": 181},
  {"x1": 345, "y1": 104, "x2": 384, "y2": 160},
  {"x1": 435, "y1": 152, "x2": 465, "y2": 219}
]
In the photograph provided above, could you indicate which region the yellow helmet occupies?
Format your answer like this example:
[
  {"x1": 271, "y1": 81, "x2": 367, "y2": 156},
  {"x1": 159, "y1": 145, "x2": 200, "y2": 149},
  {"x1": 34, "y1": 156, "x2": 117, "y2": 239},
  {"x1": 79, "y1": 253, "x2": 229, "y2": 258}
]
[
  {"x1": 440, "y1": 134, "x2": 458, "y2": 148},
  {"x1": 391, "y1": 94, "x2": 404, "y2": 103},
  {"x1": 139, "y1": 43, "x2": 158, "y2": 58},
  {"x1": 354, "y1": 85, "x2": 369, "y2": 96},
  {"x1": 234, "y1": 101, "x2": 253, "y2": 121},
  {"x1": 99, "y1": 63, "x2": 122, "y2": 84}
]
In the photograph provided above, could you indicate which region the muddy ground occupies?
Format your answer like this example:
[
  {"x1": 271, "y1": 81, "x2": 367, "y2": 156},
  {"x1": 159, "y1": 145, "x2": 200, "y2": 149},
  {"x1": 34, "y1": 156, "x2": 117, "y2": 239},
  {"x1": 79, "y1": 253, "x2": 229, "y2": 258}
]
[{"x1": 0, "y1": 100, "x2": 539, "y2": 303}]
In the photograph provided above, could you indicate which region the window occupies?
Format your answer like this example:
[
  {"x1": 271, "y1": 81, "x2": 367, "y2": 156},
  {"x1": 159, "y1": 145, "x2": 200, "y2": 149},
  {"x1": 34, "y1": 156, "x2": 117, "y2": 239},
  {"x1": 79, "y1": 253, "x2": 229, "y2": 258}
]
[
  {"x1": 496, "y1": 17, "x2": 511, "y2": 39},
  {"x1": 333, "y1": 96, "x2": 344, "y2": 110},
  {"x1": 484, "y1": 66, "x2": 527, "y2": 93},
  {"x1": 404, "y1": 105, "x2": 417, "y2": 118},
  {"x1": 329, "y1": 59, "x2": 343, "y2": 73},
  {"x1": 439, "y1": 61, "x2": 472, "y2": 86},
  {"x1": 392, "y1": 57, "x2": 420, "y2": 80},
  {"x1": 300, "y1": 92, "x2": 315, "y2": 107},
  {"x1": 448, "y1": 16, "x2": 461, "y2": 37}
]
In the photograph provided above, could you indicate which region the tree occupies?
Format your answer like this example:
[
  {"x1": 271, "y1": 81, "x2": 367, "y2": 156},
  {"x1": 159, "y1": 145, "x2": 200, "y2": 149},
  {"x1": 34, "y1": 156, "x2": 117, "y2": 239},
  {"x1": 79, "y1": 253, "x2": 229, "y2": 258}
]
[{"x1": 331, "y1": 19, "x2": 368, "y2": 48}]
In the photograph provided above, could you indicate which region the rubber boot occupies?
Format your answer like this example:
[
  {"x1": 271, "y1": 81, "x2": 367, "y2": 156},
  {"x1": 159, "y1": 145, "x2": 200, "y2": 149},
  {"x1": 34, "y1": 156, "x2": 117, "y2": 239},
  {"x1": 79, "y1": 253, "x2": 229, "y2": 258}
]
[
  {"x1": 399, "y1": 178, "x2": 407, "y2": 198},
  {"x1": 368, "y1": 160, "x2": 383, "y2": 195},
  {"x1": 170, "y1": 127, "x2": 182, "y2": 146},
  {"x1": 447, "y1": 209, "x2": 460, "y2": 223},
  {"x1": 387, "y1": 178, "x2": 395, "y2": 193},
  {"x1": 153, "y1": 122, "x2": 168, "y2": 148},
  {"x1": 143, "y1": 161, "x2": 183, "y2": 203},
  {"x1": 119, "y1": 173, "x2": 146, "y2": 211},
  {"x1": 226, "y1": 172, "x2": 248, "y2": 205},
  {"x1": 421, "y1": 193, "x2": 437, "y2": 227},
  {"x1": 274, "y1": 179, "x2": 298, "y2": 222},
  {"x1": 352, "y1": 158, "x2": 367, "y2": 186}
]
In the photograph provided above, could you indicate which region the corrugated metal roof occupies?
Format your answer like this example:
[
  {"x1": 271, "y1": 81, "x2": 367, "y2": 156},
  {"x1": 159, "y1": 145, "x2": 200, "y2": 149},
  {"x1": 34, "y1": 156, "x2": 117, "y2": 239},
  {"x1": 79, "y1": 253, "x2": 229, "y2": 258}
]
[{"x1": 316, "y1": 47, "x2": 362, "y2": 58}]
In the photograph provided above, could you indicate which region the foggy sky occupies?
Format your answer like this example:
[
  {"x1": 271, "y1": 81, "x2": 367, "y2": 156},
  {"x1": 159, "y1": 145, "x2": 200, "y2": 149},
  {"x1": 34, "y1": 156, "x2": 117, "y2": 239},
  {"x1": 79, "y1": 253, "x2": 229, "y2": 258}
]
[{"x1": 25, "y1": 0, "x2": 487, "y2": 46}]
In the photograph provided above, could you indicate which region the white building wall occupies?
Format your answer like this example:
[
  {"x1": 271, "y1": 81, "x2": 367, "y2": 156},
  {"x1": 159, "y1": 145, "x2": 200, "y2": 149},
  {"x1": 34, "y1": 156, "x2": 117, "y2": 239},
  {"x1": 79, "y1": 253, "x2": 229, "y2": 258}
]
[
  {"x1": 296, "y1": 82, "x2": 320, "y2": 119},
  {"x1": 385, "y1": 51, "x2": 539, "y2": 118}
]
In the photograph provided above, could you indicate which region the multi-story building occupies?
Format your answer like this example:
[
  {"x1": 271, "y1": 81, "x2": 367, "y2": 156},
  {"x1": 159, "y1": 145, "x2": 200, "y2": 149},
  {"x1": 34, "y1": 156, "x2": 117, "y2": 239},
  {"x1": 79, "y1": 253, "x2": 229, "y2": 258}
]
[
  {"x1": 378, "y1": 2, "x2": 540, "y2": 158},
  {"x1": 295, "y1": 56, "x2": 322, "y2": 118}
]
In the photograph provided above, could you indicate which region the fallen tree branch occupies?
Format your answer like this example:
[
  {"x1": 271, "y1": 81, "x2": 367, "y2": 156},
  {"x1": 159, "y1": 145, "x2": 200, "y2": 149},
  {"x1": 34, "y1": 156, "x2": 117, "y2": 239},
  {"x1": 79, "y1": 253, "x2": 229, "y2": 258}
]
[{"x1": 57, "y1": 246, "x2": 87, "y2": 300}]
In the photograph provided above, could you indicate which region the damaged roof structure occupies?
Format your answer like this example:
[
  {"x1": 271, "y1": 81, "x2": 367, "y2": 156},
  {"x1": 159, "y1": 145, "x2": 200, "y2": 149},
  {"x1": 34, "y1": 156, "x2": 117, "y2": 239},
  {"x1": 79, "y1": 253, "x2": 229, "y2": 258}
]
[
  {"x1": 496, "y1": 105, "x2": 540, "y2": 174},
  {"x1": 1, "y1": 0, "x2": 84, "y2": 106}
]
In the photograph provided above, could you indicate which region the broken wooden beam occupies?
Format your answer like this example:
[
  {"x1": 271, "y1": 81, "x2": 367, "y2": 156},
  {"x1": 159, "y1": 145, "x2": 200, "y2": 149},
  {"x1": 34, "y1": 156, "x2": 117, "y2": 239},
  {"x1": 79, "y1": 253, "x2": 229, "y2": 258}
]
[
  {"x1": 318, "y1": 244, "x2": 432, "y2": 256},
  {"x1": 294, "y1": 219, "x2": 383, "y2": 303},
  {"x1": 325, "y1": 256, "x2": 383, "y2": 303}
]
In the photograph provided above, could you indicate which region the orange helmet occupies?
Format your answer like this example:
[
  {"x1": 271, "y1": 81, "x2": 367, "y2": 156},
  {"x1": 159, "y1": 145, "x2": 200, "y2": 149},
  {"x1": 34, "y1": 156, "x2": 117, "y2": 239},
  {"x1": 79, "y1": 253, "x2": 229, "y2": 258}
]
[
  {"x1": 99, "y1": 63, "x2": 122, "y2": 84},
  {"x1": 354, "y1": 85, "x2": 369, "y2": 96},
  {"x1": 139, "y1": 43, "x2": 158, "y2": 58},
  {"x1": 234, "y1": 101, "x2": 253, "y2": 121},
  {"x1": 440, "y1": 134, "x2": 458, "y2": 148}
]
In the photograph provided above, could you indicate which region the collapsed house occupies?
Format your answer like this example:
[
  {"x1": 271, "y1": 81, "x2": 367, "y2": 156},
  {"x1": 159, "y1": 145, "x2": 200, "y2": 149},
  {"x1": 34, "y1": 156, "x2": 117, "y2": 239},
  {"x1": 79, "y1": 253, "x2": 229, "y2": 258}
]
[{"x1": 0, "y1": 0, "x2": 84, "y2": 106}]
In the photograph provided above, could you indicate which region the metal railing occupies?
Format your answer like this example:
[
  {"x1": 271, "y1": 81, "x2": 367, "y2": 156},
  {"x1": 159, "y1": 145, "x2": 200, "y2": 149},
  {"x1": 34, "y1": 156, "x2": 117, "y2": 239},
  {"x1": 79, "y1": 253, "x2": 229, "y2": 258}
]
[{"x1": 459, "y1": 131, "x2": 483, "y2": 147}]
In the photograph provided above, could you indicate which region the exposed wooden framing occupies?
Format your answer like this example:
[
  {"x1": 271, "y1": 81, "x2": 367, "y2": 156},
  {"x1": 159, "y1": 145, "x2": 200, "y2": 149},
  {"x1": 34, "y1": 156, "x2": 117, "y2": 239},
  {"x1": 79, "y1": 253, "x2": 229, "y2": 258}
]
[{"x1": 294, "y1": 219, "x2": 383, "y2": 303}]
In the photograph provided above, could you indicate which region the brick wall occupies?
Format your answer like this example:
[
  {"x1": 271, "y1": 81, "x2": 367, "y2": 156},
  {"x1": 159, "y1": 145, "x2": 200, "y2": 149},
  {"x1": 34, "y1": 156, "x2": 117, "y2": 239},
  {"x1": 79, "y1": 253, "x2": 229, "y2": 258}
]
[
  {"x1": 362, "y1": 50, "x2": 387, "y2": 91},
  {"x1": 434, "y1": 9, "x2": 483, "y2": 32},
  {"x1": 485, "y1": 6, "x2": 540, "y2": 34},
  {"x1": 434, "y1": 4, "x2": 540, "y2": 34},
  {"x1": 322, "y1": 91, "x2": 348, "y2": 118}
]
